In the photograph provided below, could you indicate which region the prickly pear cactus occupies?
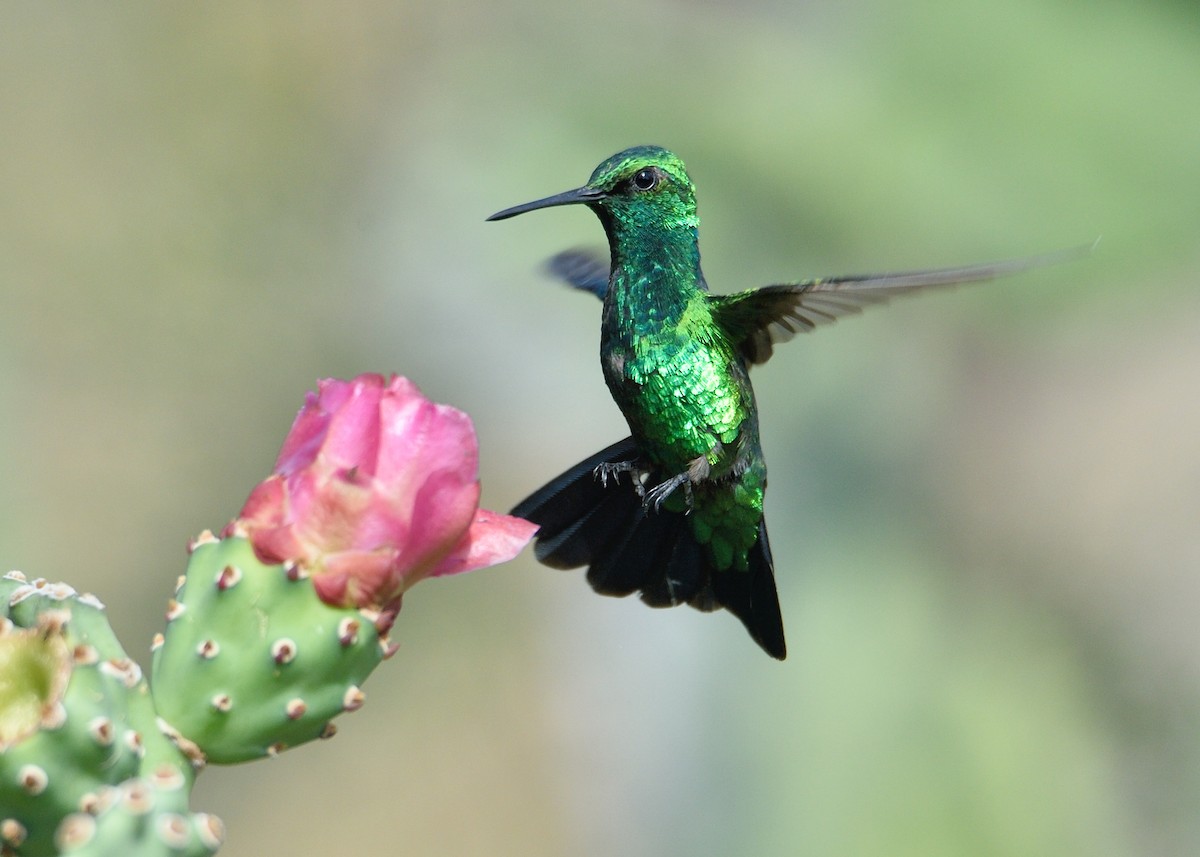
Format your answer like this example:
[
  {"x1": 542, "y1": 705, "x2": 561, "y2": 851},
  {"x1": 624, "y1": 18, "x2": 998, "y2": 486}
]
[
  {"x1": 0, "y1": 572, "x2": 216, "y2": 857},
  {"x1": 1, "y1": 373, "x2": 535, "y2": 856},
  {"x1": 54, "y1": 773, "x2": 223, "y2": 857},
  {"x1": 150, "y1": 533, "x2": 391, "y2": 765}
]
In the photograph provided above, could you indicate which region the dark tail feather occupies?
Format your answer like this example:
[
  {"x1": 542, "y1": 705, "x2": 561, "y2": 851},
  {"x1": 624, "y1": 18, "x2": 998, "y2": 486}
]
[
  {"x1": 587, "y1": 504, "x2": 682, "y2": 599},
  {"x1": 711, "y1": 521, "x2": 786, "y2": 660},
  {"x1": 513, "y1": 437, "x2": 641, "y2": 568},
  {"x1": 513, "y1": 439, "x2": 787, "y2": 660}
]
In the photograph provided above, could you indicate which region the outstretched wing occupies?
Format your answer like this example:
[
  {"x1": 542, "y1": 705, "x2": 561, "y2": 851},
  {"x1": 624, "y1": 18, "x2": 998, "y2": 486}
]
[
  {"x1": 544, "y1": 248, "x2": 610, "y2": 299},
  {"x1": 712, "y1": 245, "x2": 1092, "y2": 365}
]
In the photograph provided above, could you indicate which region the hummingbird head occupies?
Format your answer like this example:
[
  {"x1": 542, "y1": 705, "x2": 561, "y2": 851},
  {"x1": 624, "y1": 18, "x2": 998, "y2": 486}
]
[{"x1": 487, "y1": 145, "x2": 699, "y2": 237}]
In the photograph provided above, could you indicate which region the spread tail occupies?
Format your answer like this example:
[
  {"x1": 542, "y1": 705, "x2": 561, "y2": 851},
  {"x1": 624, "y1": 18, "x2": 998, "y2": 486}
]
[{"x1": 513, "y1": 438, "x2": 786, "y2": 660}]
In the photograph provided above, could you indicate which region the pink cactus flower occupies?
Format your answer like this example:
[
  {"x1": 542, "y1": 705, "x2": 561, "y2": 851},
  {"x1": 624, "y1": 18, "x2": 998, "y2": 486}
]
[{"x1": 233, "y1": 374, "x2": 536, "y2": 629}]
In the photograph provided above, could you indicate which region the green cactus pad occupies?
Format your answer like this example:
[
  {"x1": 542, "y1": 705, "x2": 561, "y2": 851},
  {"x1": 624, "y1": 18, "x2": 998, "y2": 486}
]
[
  {"x1": 56, "y1": 773, "x2": 223, "y2": 857},
  {"x1": 0, "y1": 573, "x2": 194, "y2": 857},
  {"x1": 151, "y1": 535, "x2": 388, "y2": 764}
]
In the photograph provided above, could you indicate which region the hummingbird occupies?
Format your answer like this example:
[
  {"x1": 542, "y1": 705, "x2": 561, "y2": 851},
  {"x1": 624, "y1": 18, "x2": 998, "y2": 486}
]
[{"x1": 489, "y1": 145, "x2": 1080, "y2": 660}]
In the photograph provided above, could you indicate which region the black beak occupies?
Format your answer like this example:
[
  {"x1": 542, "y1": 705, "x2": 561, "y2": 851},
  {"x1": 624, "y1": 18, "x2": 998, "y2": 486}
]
[{"x1": 487, "y1": 186, "x2": 606, "y2": 221}]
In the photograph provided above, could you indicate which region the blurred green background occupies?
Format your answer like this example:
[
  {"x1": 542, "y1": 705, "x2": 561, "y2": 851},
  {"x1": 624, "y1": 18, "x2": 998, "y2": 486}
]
[{"x1": 2, "y1": 2, "x2": 1198, "y2": 855}]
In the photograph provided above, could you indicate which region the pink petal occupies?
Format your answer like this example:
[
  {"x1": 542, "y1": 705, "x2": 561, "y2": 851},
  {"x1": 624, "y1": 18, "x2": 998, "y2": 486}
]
[
  {"x1": 275, "y1": 380, "x2": 348, "y2": 474},
  {"x1": 312, "y1": 548, "x2": 397, "y2": 606},
  {"x1": 318, "y1": 376, "x2": 385, "y2": 475},
  {"x1": 393, "y1": 463, "x2": 480, "y2": 579},
  {"x1": 238, "y1": 475, "x2": 307, "y2": 565},
  {"x1": 429, "y1": 509, "x2": 538, "y2": 578},
  {"x1": 376, "y1": 386, "x2": 482, "y2": 574},
  {"x1": 375, "y1": 380, "x2": 478, "y2": 488}
]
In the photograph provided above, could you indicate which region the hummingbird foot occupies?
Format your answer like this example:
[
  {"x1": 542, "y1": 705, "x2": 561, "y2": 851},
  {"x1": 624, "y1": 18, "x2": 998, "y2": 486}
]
[
  {"x1": 643, "y1": 454, "x2": 713, "y2": 512},
  {"x1": 643, "y1": 471, "x2": 694, "y2": 512},
  {"x1": 593, "y1": 459, "x2": 642, "y2": 489}
]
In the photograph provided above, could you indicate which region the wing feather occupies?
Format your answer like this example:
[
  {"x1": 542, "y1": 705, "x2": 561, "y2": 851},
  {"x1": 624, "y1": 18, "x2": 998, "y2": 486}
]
[
  {"x1": 544, "y1": 248, "x2": 610, "y2": 299},
  {"x1": 713, "y1": 245, "x2": 1091, "y2": 364}
]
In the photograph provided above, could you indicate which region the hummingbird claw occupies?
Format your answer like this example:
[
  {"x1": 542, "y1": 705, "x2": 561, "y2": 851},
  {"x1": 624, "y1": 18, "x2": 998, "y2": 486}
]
[
  {"x1": 593, "y1": 459, "x2": 640, "y2": 489},
  {"x1": 643, "y1": 471, "x2": 693, "y2": 512}
]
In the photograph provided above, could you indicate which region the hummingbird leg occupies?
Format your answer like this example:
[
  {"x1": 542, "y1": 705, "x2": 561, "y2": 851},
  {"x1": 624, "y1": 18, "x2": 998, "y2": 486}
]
[
  {"x1": 644, "y1": 455, "x2": 708, "y2": 512},
  {"x1": 644, "y1": 472, "x2": 690, "y2": 511}
]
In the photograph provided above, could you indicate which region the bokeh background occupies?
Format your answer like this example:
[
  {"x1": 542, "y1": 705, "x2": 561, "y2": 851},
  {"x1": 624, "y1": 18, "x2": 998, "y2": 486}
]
[{"x1": 3, "y1": 2, "x2": 1198, "y2": 855}]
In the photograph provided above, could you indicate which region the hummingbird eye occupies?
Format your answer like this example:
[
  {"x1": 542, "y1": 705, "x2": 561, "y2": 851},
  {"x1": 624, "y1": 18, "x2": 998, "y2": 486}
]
[{"x1": 631, "y1": 168, "x2": 659, "y2": 192}]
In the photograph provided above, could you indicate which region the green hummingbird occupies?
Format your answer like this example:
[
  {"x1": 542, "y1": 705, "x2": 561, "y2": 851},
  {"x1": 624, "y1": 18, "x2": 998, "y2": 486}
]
[{"x1": 490, "y1": 145, "x2": 1080, "y2": 660}]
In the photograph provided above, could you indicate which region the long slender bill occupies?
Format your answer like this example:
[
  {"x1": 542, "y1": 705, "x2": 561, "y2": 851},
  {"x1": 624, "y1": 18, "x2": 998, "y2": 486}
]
[{"x1": 487, "y1": 186, "x2": 606, "y2": 221}]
